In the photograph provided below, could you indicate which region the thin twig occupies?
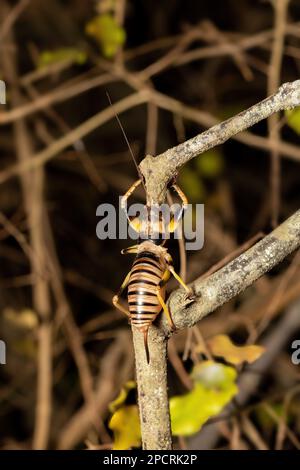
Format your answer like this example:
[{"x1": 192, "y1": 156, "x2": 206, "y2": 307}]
[
  {"x1": 0, "y1": 0, "x2": 30, "y2": 41},
  {"x1": 57, "y1": 333, "x2": 130, "y2": 449},
  {"x1": 140, "y1": 81, "x2": 300, "y2": 204},
  {"x1": 0, "y1": 72, "x2": 115, "y2": 124},
  {"x1": 0, "y1": 91, "x2": 149, "y2": 183},
  {"x1": 268, "y1": 0, "x2": 290, "y2": 227},
  {"x1": 0, "y1": 1, "x2": 53, "y2": 448}
]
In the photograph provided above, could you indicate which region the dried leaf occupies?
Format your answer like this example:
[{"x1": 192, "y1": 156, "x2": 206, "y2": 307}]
[{"x1": 203, "y1": 334, "x2": 265, "y2": 365}]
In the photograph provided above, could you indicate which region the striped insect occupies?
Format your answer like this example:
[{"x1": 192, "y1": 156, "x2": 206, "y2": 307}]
[
  {"x1": 113, "y1": 179, "x2": 192, "y2": 363},
  {"x1": 107, "y1": 92, "x2": 192, "y2": 362}
]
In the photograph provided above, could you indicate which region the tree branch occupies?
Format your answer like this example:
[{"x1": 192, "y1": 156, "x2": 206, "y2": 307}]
[
  {"x1": 165, "y1": 209, "x2": 300, "y2": 333},
  {"x1": 132, "y1": 79, "x2": 300, "y2": 450},
  {"x1": 132, "y1": 327, "x2": 172, "y2": 450},
  {"x1": 131, "y1": 209, "x2": 300, "y2": 449},
  {"x1": 140, "y1": 80, "x2": 300, "y2": 203}
]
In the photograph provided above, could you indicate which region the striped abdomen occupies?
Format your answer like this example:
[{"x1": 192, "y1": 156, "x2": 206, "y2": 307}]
[{"x1": 128, "y1": 251, "x2": 164, "y2": 333}]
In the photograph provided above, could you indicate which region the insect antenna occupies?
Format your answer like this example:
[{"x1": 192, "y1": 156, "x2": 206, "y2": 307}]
[{"x1": 106, "y1": 91, "x2": 146, "y2": 192}]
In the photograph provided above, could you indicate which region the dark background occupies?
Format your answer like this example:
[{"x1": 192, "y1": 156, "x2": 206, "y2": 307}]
[{"x1": 0, "y1": 0, "x2": 299, "y2": 450}]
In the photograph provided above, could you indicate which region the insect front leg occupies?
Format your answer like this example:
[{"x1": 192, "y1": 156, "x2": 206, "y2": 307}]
[
  {"x1": 121, "y1": 179, "x2": 142, "y2": 224},
  {"x1": 171, "y1": 184, "x2": 188, "y2": 208},
  {"x1": 167, "y1": 184, "x2": 189, "y2": 233},
  {"x1": 121, "y1": 244, "x2": 139, "y2": 255},
  {"x1": 112, "y1": 270, "x2": 131, "y2": 317}
]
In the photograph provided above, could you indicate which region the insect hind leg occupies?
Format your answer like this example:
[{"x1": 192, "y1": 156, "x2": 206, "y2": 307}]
[
  {"x1": 112, "y1": 271, "x2": 131, "y2": 318},
  {"x1": 112, "y1": 296, "x2": 131, "y2": 317},
  {"x1": 156, "y1": 287, "x2": 175, "y2": 330}
]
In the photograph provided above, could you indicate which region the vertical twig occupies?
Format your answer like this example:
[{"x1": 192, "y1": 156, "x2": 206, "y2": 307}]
[
  {"x1": 146, "y1": 102, "x2": 159, "y2": 156},
  {"x1": 0, "y1": 0, "x2": 30, "y2": 42},
  {"x1": 268, "y1": 0, "x2": 290, "y2": 227},
  {"x1": 132, "y1": 327, "x2": 172, "y2": 450},
  {"x1": 135, "y1": 93, "x2": 173, "y2": 449},
  {"x1": 0, "y1": 1, "x2": 52, "y2": 449}
]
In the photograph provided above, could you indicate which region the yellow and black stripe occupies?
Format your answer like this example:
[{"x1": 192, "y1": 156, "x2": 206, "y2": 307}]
[{"x1": 128, "y1": 251, "x2": 165, "y2": 361}]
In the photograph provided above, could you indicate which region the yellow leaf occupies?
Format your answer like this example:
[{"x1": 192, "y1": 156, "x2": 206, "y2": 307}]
[
  {"x1": 3, "y1": 308, "x2": 38, "y2": 330},
  {"x1": 37, "y1": 48, "x2": 87, "y2": 68},
  {"x1": 85, "y1": 14, "x2": 126, "y2": 58},
  {"x1": 170, "y1": 361, "x2": 238, "y2": 436},
  {"x1": 108, "y1": 380, "x2": 136, "y2": 413},
  {"x1": 285, "y1": 108, "x2": 300, "y2": 135},
  {"x1": 205, "y1": 334, "x2": 265, "y2": 365},
  {"x1": 109, "y1": 405, "x2": 141, "y2": 450}
]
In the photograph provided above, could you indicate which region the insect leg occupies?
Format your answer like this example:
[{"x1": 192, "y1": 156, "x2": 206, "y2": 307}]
[
  {"x1": 112, "y1": 271, "x2": 131, "y2": 317},
  {"x1": 161, "y1": 268, "x2": 170, "y2": 285},
  {"x1": 167, "y1": 184, "x2": 188, "y2": 233},
  {"x1": 171, "y1": 184, "x2": 188, "y2": 208},
  {"x1": 121, "y1": 179, "x2": 142, "y2": 222},
  {"x1": 168, "y1": 265, "x2": 192, "y2": 294},
  {"x1": 121, "y1": 244, "x2": 139, "y2": 255},
  {"x1": 156, "y1": 287, "x2": 175, "y2": 330}
]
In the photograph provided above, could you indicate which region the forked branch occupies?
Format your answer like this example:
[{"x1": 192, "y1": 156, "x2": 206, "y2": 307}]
[{"x1": 133, "y1": 81, "x2": 300, "y2": 450}]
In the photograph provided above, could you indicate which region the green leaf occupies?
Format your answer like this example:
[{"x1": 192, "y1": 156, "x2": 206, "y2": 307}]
[
  {"x1": 109, "y1": 405, "x2": 141, "y2": 450},
  {"x1": 85, "y1": 14, "x2": 126, "y2": 58},
  {"x1": 285, "y1": 108, "x2": 300, "y2": 135},
  {"x1": 37, "y1": 48, "x2": 87, "y2": 68},
  {"x1": 195, "y1": 149, "x2": 224, "y2": 179},
  {"x1": 178, "y1": 167, "x2": 205, "y2": 202},
  {"x1": 170, "y1": 361, "x2": 238, "y2": 436}
]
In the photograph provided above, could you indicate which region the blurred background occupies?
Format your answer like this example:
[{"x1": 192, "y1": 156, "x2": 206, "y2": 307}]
[{"x1": 0, "y1": 0, "x2": 300, "y2": 450}]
